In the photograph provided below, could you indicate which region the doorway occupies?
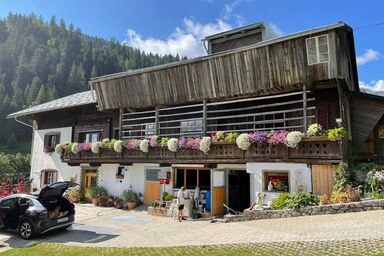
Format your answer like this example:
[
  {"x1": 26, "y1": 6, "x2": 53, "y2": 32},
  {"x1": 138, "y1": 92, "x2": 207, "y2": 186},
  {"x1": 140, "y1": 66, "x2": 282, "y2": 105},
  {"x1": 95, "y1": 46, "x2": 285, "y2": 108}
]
[
  {"x1": 227, "y1": 170, "x2": 250, "y2": 212},
  {"x1": 83, "y1": 170, "x2": 98, "y2": 195}
]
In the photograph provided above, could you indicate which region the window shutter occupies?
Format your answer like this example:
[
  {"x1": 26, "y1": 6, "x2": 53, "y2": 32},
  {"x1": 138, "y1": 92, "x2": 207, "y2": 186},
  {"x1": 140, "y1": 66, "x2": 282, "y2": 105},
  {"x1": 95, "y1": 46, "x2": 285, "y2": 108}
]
[
  {"x1": 55, "y1": 133, "x2": 61, "y2": 145},
  {"x1": 43, "y1": 134, "x2": 49, "y2": 153}
]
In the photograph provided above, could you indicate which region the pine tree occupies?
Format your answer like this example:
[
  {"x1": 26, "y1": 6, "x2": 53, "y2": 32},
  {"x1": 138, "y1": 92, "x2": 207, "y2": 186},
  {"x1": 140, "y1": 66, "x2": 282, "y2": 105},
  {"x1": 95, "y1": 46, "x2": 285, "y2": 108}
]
[{"x1": 35, "y1": 84, "x2": 48, "y2": 104}]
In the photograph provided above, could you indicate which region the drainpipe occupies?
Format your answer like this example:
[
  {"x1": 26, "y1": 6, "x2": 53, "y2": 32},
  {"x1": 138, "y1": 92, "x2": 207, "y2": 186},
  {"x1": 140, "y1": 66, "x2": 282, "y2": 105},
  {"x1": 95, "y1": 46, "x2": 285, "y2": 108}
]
[
  {"x1": 14, "y1": 116, "x2": 34, "y2": 189},
  {"x1": 14, "y1": 116, "x2": 33, "y2": 128}
]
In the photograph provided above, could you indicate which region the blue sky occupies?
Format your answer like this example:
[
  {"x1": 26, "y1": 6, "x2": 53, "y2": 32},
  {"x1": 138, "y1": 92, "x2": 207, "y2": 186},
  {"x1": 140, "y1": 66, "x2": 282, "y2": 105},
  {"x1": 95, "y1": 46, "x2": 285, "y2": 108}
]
[{"x1": 0, "y1": 0, "x2": 383, "y2": 91}]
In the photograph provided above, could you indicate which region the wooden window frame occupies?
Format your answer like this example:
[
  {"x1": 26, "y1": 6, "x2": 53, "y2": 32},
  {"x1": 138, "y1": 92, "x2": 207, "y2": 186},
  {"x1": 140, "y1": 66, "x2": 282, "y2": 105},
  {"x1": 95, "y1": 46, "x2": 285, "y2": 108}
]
[
  {"x1": 41, "y1": 169, "x2": 58, "y2": 187},
  {"x1": 306, "y1": 34, "x2": 329, "y2": 65},
  {"x1": 43, "y1": 132, "x2": 60, "y2": 153},
  {"x1": 78, "y1": 131, "x2": 102, "y2": 143}
]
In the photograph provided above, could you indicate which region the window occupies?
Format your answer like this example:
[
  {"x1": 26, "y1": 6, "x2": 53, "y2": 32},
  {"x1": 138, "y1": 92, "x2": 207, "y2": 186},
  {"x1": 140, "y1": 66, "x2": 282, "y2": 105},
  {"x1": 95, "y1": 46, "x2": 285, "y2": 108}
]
[
  {"x1": 79, "y1": 131, "x2": 101, "y2": 143},
  {"x1": 145, "y1": 123, "x2": 156, "y2": 136},
  {"x1": 263, "y1": 170, "x2": 289, "y2": 192},
  {"x1": 116, "y1": 166, "x2": 126, "y2": 179},
  {"x1": 174, "y1": 168, "x2": 210, "y2": 190},
  {"x1": 145, "y1": 168, "x2": 161, "y2": 182},
  {"x1": 43, "y1": 132, "x2": 60, "y2": 153},
  {"x1": 180, "y1": 119, "x2": 203, "y2": 135},
  {"x1": 41, "y1": 170, "x2": 58, "y2": 187},
  {"x1": 306, "y1": 35, "x2": 329, "y2": 65},
  {"x1": 0, "y1": 199, "x2": 14, "y2": 209}
]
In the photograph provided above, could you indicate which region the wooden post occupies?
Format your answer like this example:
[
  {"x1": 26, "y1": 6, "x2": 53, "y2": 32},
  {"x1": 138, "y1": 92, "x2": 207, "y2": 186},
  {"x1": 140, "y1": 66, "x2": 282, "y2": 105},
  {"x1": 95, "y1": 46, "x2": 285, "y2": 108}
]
[
  {"x1": 202, "y1": 99, "x2": 207, "y2": 136},
  {"x1": 119, "y1": 108, "x2": 123, "y2": 139},
  {"x1": 303, "y1": 84, "x2": 308, "y2": 131},
  {"x1": 155, "y1": 106, "x2": 159, "y2": 136}
]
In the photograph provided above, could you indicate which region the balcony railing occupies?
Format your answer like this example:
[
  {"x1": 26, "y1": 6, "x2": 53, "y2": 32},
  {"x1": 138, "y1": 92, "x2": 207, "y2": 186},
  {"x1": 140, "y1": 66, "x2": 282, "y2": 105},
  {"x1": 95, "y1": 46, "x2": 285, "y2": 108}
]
[{"x1": 62, "y1": 138, "x2": 342, "y2": 165}]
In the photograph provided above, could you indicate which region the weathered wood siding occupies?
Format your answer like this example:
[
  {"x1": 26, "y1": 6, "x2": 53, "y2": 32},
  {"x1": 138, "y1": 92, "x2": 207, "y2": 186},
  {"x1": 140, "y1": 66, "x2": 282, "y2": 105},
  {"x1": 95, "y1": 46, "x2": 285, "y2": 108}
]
[
  {"x1": 93, "y1": 27, "x2": 357, "y2": 111},
  {"x1": 350, "y1": 94, "x2": 384, "y2": 156}
]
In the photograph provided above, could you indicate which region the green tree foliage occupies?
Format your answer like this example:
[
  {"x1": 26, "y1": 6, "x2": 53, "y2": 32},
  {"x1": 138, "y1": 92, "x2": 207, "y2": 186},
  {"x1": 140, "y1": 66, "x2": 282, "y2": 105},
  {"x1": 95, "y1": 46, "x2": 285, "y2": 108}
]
[
  {"x1": 0, "y1": 13, "x2": 181, "y2": 146},
  {"x1": 0, "y1": 153, "x2": 30, "y2": 180}
]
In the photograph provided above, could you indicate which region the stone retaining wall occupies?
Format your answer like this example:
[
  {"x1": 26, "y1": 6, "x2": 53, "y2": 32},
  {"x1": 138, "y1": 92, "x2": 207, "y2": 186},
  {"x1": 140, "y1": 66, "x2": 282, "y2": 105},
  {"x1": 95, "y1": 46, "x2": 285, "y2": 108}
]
[{"x1": 224, "y1": 199, "x2": 384, "y2": 222}]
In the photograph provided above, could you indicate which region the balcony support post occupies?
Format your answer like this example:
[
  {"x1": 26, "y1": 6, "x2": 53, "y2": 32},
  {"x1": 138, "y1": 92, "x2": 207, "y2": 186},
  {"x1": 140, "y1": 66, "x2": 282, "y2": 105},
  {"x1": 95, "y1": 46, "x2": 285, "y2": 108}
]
[
  {"x1": 203, "y1": 99, "x2": 207, "y2": 136},
  {"x1": 155, "y1": 106, "x2": 159, "y2": 136},
  {"x1": 302, "y1": 84, "x2": 308, "y2": 131},
  {"x1": 119, "y1": 108, "x2": 123, "y2": 139}
]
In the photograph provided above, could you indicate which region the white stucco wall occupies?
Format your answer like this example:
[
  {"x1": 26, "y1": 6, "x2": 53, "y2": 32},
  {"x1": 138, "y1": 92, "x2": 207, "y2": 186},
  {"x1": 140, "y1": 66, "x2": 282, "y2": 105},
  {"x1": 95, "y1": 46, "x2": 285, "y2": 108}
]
[
  {"x1": 98, "y1": 163, "x2": 161, "y2": 197},
  {"x1": 31, "y1": 127, "x2": 81, "y2": 190},
  {"x1": 246, "y1": 162, "x2": 312, "y2": 203}
]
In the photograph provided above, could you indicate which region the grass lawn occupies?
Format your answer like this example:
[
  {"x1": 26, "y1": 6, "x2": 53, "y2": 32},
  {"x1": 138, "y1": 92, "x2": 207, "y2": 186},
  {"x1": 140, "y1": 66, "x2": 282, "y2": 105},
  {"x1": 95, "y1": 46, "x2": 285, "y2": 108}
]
[
  {"x1": 0, "y1": 142, "x2": 31, "y2": 155},
  {"x1": 1, "y1": 240, "x2": 384, "y2": 256}
]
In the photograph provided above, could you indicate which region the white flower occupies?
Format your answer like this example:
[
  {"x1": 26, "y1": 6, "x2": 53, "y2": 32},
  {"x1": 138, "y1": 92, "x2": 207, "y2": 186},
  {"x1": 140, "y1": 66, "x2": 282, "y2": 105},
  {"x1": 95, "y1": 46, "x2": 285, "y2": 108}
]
[
  {"x1": 114, "y1": 140, "x2": 123, "y2": 153},
  {"x1": 91, "y1": 142, "x2": 101, "y2": 154},
  {"x1": 71, "y1": 143, "x2": 79, "y2": 154},
  {"x1": 167, "y1": 138, "x2": 178, "y2": 152},
  {"x1": 374, "y1": 170, "x2": 384, "y2": 181},
  {"x1": 140, "y1": 139, "x2": 149, "y2": 153},
  {"x1": 236, "y1": 133, "x2": 251, "y2": 151},
  {"x1": 199, "y1": 137, "x2": 211, "y2": 154},
  {"x1": 307, "y1": 123, "x2": 322, "y2": 136},
  {"x1": 55, "y1": 144, "x2": 63, "y2": 155},
  {"x1": 285, "y1": 131, "x2": 304, "y2": 148}
]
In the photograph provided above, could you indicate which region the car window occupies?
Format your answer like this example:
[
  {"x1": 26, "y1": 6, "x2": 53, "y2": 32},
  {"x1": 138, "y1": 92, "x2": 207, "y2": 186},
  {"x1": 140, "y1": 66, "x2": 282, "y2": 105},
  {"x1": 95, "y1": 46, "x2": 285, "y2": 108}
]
[{"x1": 0, "y1": 199, "x2": 14, "y2": 209}]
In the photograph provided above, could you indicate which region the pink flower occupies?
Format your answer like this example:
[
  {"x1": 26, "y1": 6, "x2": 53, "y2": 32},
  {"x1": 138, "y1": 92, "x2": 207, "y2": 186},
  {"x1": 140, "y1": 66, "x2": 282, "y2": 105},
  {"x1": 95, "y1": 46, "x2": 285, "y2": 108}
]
[
  {"x1": 125, "y1": 139, "x2": 140, "y2": 149},
  {"x1": 267, "y1": 130, "x2": 288, "y2": 145},
  {"x1": 149, "y1": 136, "x2": 158, "y2": 147},
  {"x1": 79, "y1": 142, "x2": 92, "y2": 152}
]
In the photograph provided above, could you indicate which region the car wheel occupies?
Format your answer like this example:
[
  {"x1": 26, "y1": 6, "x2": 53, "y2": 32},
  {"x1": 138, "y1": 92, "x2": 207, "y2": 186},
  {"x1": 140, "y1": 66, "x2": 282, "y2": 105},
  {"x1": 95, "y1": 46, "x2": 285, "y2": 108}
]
[{"x1": 19, "y1": 220, "x2": 35, "y2": 240}]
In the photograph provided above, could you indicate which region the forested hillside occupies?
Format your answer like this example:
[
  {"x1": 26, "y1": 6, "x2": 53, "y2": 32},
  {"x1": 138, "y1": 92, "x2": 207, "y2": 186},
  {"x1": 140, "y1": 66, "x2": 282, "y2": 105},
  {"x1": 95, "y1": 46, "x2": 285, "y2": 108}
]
[{"x1": 0, "y1": 13, "x2": 181, "y2": 147}]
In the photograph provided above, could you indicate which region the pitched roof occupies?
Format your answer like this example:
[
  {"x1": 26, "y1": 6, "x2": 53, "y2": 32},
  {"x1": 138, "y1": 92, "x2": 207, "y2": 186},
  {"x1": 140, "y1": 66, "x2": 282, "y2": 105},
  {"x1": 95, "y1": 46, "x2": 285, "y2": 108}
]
[{"x1": 7, "y1": 90, "x2": 96, "y2": 118}]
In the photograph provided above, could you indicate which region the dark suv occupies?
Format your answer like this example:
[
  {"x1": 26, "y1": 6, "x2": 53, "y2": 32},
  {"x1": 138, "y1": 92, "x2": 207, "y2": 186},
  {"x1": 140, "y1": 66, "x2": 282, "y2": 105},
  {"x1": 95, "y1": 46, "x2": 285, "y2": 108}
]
[{"x1": 0, "y1": 182, "x2": 75, "y2": 239}]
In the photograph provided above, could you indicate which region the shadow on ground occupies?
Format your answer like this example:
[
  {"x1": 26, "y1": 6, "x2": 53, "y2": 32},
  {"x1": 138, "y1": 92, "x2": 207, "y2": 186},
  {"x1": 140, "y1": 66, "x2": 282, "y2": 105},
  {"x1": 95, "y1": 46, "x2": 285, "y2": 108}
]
[{"x1": 0, "y1": 224, "x2": 119, "y2": 248}]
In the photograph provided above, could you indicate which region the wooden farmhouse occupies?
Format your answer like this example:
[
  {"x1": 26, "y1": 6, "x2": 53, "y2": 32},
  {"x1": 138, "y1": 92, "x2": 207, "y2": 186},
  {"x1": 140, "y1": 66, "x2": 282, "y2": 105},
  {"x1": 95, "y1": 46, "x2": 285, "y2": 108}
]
[{"x1": 8, "y1": 22, "x2": 384, "y2": 216}]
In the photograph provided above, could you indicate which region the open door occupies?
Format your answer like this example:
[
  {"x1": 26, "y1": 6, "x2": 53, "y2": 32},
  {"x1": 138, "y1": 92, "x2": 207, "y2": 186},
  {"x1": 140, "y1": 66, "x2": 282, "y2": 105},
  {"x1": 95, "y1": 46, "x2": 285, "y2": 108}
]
[{"x1": 211, "y1": 169, "x2": 226, "y2": 216}]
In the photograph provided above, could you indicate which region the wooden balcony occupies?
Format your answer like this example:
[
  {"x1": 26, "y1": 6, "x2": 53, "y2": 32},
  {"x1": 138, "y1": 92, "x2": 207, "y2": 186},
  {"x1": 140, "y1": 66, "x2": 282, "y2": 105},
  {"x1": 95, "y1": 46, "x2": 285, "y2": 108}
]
[{"x1": 62, "y1": 138, "x2": 343, "y2": 165}]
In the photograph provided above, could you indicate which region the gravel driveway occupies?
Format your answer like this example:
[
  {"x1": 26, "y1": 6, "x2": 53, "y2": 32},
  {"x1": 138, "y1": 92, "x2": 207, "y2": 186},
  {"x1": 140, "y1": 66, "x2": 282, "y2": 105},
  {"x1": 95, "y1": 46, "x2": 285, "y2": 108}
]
[{"x1": 1, "y1": 204, "x2": 384, "y2": 249}]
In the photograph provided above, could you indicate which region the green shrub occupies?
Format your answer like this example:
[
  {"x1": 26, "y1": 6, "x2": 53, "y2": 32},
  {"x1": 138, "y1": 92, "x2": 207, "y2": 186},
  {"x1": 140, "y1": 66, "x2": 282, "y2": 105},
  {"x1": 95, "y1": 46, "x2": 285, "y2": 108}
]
[
  {"x1": 333, "y1": 162, "x2": 350, "y2": 192},
  {"x1": 331, "y1": 190, "x2": 348, "y2": 203},
  {"x1": 365, "y1": 191, "x2": 384, "y2": 199},
  {"x1": 122, "y1": 186, "x2": 141, "y2": 202},
  {"x1": 271, "y1": 192, "x2": 319, "y2": 209},
  {"x1": 85, "y1": 186, "x2": 107, "y2": 199},
  {"x1": 285, "y1": 192, "x2": 319, "y2": 209},
  {"x1": 271, "y1": 193, "x2": 292, "y2": 209}
]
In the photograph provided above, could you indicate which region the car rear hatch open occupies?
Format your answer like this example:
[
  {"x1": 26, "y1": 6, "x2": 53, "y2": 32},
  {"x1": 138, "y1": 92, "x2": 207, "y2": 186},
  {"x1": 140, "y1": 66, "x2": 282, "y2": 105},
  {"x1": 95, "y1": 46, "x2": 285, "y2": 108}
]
[{"x1": 38, "y1": 182, "x2": 75, "y2": 219}]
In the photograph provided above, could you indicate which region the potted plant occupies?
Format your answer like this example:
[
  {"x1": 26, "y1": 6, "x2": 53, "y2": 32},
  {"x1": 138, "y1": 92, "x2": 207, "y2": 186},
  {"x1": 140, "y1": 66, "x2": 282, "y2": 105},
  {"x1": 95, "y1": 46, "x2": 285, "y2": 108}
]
[
  {"x1": 114, "y1": 197, "x2": 124, "y2": 209},
  {"x1": 67, "y1": 187, "x2": 82, "y2": 203},
  {"x1": 122, "y1": 186, "x2": 141, "y2": 210},
  {"x1": 86, "y1": 186, "x2": 107, "y2": 206}
]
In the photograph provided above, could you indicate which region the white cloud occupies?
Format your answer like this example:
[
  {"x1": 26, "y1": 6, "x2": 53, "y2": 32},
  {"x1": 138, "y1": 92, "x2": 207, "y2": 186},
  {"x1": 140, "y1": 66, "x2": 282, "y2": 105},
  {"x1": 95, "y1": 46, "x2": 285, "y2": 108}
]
[
  {"x1": 123, "y1": 18, "x2": 232, "y2": 58},
  {"x1": 220, "y1": 0, "x2": 252, "y2": 26},
  {"x1": 268, "y1": 23, "x2": 283, "y2": 36},
  {"x1": 356, "y1": 49, "x2": 381, "y2": 66},
  {"x1": 359, "y1": 80, "x2": 384, "y2": 92}
]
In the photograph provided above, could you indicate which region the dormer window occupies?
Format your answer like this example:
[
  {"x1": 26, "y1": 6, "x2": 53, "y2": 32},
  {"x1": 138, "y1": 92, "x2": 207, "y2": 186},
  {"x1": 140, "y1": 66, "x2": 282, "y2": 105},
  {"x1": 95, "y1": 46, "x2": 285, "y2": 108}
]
[{"x1": 306, "y1": 35, "x2": 329, "y2": 65}]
